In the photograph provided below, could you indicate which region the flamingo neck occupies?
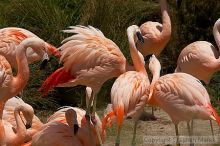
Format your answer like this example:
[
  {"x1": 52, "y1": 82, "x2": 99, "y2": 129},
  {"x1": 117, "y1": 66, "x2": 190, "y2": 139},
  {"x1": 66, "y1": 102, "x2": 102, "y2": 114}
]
[
  {"x1": 213, "y1": 19, "x2": 220, "y2": 52},
  {"x1": 14, "y1": 106, "x2": 26, "y2": 142},
  {"x1": 159, "y1": 0, "x2": 171, "y2": 40},
  {"x1": 11, "y1": 42, "x2": 30, "y2": 96},
  {"x1": 151, "y1": 71, "x2": 160, "y2": 84},
  {"x1": 127, "y1": 26, "x2": 147, "y2": 75}
]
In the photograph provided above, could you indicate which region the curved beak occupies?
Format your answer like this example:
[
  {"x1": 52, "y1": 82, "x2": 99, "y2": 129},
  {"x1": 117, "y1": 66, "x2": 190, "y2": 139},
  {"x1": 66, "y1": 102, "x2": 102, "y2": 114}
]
[
  {"x1": 73, "y1": 124, "x2": 79, "y2": 135},
  {"x1": 25, "y1": 123, "x2": 32, "y2": 129},
  {"x1": 136, "y1": 31, "x2": 144, "y2": 44},
  {"x1": 40, "y1": 53, "x2": 49, "y2": 70},
  {"x1": 176, "y1": 0, "x2": 182, "y2": 8}
]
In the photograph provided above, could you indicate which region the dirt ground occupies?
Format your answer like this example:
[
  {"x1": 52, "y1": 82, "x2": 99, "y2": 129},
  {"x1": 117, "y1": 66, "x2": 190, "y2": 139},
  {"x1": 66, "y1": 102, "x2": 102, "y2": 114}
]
[{"x1": 102, "y1": 106, "x2": 220, "y2": 146}]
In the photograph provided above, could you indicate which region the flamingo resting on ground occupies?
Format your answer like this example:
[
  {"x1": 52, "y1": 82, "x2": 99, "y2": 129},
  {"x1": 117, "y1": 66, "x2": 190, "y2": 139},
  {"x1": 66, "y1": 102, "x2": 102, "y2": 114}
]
[
  {"x1": 148, "y1": 55, "x2": 220, "y2": 146},
  {"x1": 0, "y1": 37, "x2": 51, "y2": 145},
  {"x1": 175, "y1": 18, "x2": 220, "y2": 84},
  {"x1": 136, "y1": 0, "x2": 171, "y2": 57},
  {"x1": 0, "y1": 27, "x2": 60, "y2": 70},
  {"x1": 39, "y1": 25, "x2": 136, "y2": 145},
  {"x1": 102, "y1": 25, "x2": 151, "y2": 146},
  {"x1": 3, "y1": 97, "x2": 43, "y2": 142},
  {"x1": 30, "y1": 107, "x2": 104, "y2": 146}
]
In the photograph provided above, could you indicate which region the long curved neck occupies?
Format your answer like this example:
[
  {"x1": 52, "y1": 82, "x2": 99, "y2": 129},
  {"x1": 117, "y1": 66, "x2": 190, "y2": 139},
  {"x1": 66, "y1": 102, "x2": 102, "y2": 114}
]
[
  {"x1": 127, "y1": 26, "x2": 147, "y2": 75},
  {"x1": 151, "y1": 70, "x2": 160, "y2": 85},
  {"x1": 14, "y1": 106, "x2": 26, "y2": 142},
  {"x1": 213, "y1": 19, "x2": 220, "y2": 52},
  {"x1": 159, "y1": 0, "x2": 171, "y2": 40},
  {"x1": 10, "y1": 43, "x2": 30, "y2": 96}
]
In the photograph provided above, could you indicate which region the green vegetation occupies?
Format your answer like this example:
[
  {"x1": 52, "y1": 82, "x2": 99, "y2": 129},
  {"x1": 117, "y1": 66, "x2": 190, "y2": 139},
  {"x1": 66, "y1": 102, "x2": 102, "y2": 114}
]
[{"x1": 0, "y1": 0, "x2": 220, "y2": 113}]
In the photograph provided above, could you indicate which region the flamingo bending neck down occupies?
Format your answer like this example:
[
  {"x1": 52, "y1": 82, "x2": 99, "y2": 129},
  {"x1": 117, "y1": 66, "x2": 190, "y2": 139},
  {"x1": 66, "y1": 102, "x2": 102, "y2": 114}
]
[
  {"x1": 102, "y1": 25, "x2": 151, "y2": 146},
  {"x1": 0, "y1": 37, "x2": 51, "y2": 145},
  {"x1": 148, "y1": 55, "x2": 220, "y2": 146},
  {"x1": 3, "y1": 103, "x2": 34, "y2": 146},
  {"x1": 175, "y1": 18, "x2": 220, "y2": 84},
  {"x1": 30, "y1": 107, "x2": 104, "y2": 146},
  {"x1": 136, "y1": 0, "x2": 171, "y2": 57},
  {"x1": 3, "y1": 97, "x2": 43, "y2": 143}
]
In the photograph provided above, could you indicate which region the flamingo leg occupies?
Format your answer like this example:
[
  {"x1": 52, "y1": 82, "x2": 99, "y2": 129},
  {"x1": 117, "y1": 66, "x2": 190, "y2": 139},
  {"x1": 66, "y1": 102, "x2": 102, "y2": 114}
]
[
  {"x1": 209, "y1": 120, "x2": 215, "y2": 141},
  {"x1": 187, "y1": 122, "x2": 194, "y2": 146},
  {"x1": 91, "y1": 92, "x2": 103, "y2": 146},
  {"x1": 131, "y1": 121, "x2": 138, "y2": 146},
  {"x1": 175, "y1": 124, "x2": 180, "y2": 146},
  {"x1": 151, "y1": 107, "x2": 154, "y2": 116},
  {"x1": 190, "y1": 120, "x2": 194, "y2": 135},
  {"x1": 115, "y1": 126, "x2": 122, "y2": 146}
]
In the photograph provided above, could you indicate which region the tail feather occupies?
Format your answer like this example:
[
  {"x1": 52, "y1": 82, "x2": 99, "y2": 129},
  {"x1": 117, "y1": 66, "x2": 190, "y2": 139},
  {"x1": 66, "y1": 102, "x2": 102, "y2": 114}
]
[
  {"x1": 116, "y1": 106, "x2": 124, "y2": 129},
  {"x1": 40, "y1": 67, "x2": 75, "y2": 96},
  {"x1": 102, "y1": 111, "x2": 115, "y2": 137},
  {"x1": 208, "y1": 103, "x2": 220, "y2": 126}
]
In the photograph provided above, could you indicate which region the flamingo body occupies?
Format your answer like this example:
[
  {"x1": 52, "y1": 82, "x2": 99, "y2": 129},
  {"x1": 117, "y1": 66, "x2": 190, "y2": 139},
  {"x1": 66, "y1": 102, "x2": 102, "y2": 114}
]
[
  {"x1": 40, "y1": 25, "x2": 126, "y2": 95},
  {"x1": 149, "y1": 72, "x2": 220, "y2": 125},
  {"x1": 175, "y1": 18, "x2": 220, "y2": 84},
  {"x1": 0, "y1": 27, "x2": 59, "y2": 69},
  {"x1": 137, "y1": 0, "x2": 171, "y2": 57}
]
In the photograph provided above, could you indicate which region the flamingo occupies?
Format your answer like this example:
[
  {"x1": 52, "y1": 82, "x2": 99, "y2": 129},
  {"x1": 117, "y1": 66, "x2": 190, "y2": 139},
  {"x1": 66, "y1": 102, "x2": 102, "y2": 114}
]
[
  {"x1": 175, "y1": 18, "x2": 220, "y2": 84},
  {"x1": 135, "y1": 0, "x2": 171, "y2": 58},
  {"x1": 0, "y1": 37, "x2": 52, "y2": 145},
  {"x1": 30, "y1": 107, "x2": 104, "y2": 146},
  {"x1": 3, "y1": 97, "x2": 43, "y2": 142},
  {"x1": 102, "y1": 25, "x2": 150, "y2": 146},
  {"x1": 148, "y1": 55, "x2": 220, "y2": 146},
  {"x1": 39, "y1": 25, "x2": 144, "y2": 145},
  {"x1": 0, "y1": 27, "x2": 60, "y2": 70},
  {"x1": 3, "y1": 103, "x2": 34, "y2": 146}
]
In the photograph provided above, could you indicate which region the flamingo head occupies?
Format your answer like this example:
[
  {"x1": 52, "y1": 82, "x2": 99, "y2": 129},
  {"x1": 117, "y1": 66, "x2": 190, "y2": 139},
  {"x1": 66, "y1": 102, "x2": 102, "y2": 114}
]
[
  {"x1": 149, "y1": 54, "x2": 161, "y2": 75},
  {"x1": 19, "y1": 103, "x2": 34, "y2": 129}
]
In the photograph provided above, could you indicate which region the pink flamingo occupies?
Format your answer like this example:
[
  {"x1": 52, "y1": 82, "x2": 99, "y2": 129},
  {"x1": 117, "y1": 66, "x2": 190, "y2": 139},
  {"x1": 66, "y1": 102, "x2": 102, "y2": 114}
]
[
  {"x1": 135, "y1": 0, "x2": 171, "y2": 57},
  {"x1": 148, "y1": 55, "x2": 220, "y2": 145},
  {"x1": 0, "y1": 27, "x2": 60, "y2": 70},
  {"x1": 30, "y1": 107, "x2": 104, "y2": 146},
  {"x1": 3, "y1": 103, "x2": 34, "y2": 146},
  {"x1": 3, "y1": 97, "x2": 43, "y2": 142},
  {"x1": 102, "y1": 25, "x2": 150, "y2": 146},
  {"x1": 39, "y1": 25, "x2": 142, "y2": 145},
  {"x1": 0, "y1": 37, "x2": 52, "y2": 145},
  {"x1": 175, "y1": 18, "x2": 220, "y2": 84}
]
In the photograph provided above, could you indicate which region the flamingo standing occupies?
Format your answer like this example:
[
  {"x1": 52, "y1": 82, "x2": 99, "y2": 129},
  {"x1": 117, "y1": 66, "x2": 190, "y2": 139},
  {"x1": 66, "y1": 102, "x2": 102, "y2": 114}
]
[
  {"x1": 3, "y1": 103, "x2": 34, "y2": 146},
  {"x1": 0, "y1": 37, "x2": 52, "y2": 145},
  {"x1": 3, "y1": 97, "x2": 43, "y2": 142},
  {"x1": 39, "y1": 25, "x2": 137, "y2": 145},
  {"x1": 0, "y1": 27, "x2": 60, "y2": 70},
  {"x1": 30, "y1": 107, "x2": 104, "y2": 146},
  {"x1": 136, "y1": 0, "x2": 171, "y2": 57},
  {"x1": 175, "y1": 18, "x2": 220, "y2": 84},
  {"x1": 148, "y1": 55, "x2": 220, "y2": 146},
  {"x1": 102, "y1": 25, "x2": 150, "y2": 146}
]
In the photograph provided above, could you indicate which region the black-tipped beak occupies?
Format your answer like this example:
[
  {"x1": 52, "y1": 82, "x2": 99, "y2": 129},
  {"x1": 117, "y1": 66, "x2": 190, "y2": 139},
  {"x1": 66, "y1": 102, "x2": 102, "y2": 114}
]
[
  {"x1": 136, "y1": 31, "x2": 144, "y2": 44},
  {"x1": 40, "y1": 53, "x2": 49, "y2": 70},
  {"x1": 176, "y1": 0, "x2": 182, "y2": 8},
  {"x1": 144, "y1": 54, "x2": 153, "y2": 62},
  {"x1": 73, "y1": 124, "x2": 79, "y2": 135},
  {"x1": 25, "y1": 124, "x2": 31, "y2": 129},
  {"x1": 40, "y1": 59, "x2": 49, "y2": 70}
]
